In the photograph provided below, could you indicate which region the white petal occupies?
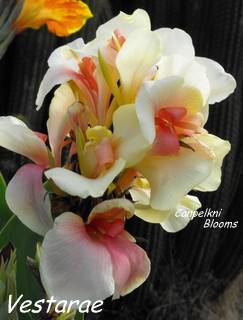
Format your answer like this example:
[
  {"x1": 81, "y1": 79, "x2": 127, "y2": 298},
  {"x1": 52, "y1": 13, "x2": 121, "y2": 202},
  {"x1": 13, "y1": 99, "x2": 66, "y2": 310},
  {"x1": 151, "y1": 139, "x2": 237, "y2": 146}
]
[
  {"x1": 5, "y1": 164, "x2": 53, "y2": 236},
  {"x1": 155, "y1": 28, "x2": 195, "y2": 59},
  {"x1": 161, "y1": 195, "x2": 201, "y2": 232},
  {"x1": 113, "y1": 104, "x2": 149, "y2": 167},
  {"x1": 96, "y1": 9, "x2": 150, "y2": 39},
  {"x1": 136, "y1": 139, "x2": 213, "y2": 211},
  {"x1": 45, "y1": 159, "x2": 125, "y2": 198},
  {"x1": 36, "y1": 60, "x2": 79, "y2": 110},
  {"x1": 193, "y1": 134, "x2": 231, "y2": 191},
  {"x1": 48, "y1": 38, "x2": 85, "y2": 66},
  {"x1": 156, "y1": 55, "x2": 210, "y2": 104},
  {"x1": 83, "y1": 9, "x2": 151, "y2": 56},
  {"x1": 0, "y1": 116, "x2": 49, "y2": 166},
  {"x1": 40, "y1": 212, "x2": 115, "y2": 303},
  {"x1": 130, "y1": 188, "x2": 171, "y2": 223},
  {"x1": 116, "y1": 29, "x2": 162, "y2": 103},
  {"x1": 196, "y1": 57, "x2": 236, "y2": 104}
]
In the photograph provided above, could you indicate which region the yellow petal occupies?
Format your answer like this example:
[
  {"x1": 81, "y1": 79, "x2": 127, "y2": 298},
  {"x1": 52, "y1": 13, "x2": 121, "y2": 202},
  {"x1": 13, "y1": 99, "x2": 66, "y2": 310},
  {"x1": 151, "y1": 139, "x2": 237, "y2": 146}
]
[
  {"x1": 14, "y1": 0, "x2": 93, "y2": 36},
  {"x1": 86, "y1": 126, "x2": 112, "y2": 142}
]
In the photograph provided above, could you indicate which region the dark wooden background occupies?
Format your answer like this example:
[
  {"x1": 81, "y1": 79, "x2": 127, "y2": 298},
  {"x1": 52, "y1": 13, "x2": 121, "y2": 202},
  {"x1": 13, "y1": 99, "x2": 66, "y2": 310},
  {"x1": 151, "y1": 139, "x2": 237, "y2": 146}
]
[{"x1": 0, "y1": 0, "x2": 242, "y2": 319}]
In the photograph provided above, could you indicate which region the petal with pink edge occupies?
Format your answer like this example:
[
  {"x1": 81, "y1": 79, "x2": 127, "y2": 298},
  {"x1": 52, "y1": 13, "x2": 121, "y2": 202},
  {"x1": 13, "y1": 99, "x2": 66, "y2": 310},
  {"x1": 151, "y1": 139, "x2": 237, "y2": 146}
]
[
  {"x1": 5, "y1": 164, "x2": 53, "y2": 236},
  {"x1": 0, "y1": 116, "x2": 49, "y2": 166},
  {"x1": 40, "y1": 212, "x2": 115, "y2": 304}
]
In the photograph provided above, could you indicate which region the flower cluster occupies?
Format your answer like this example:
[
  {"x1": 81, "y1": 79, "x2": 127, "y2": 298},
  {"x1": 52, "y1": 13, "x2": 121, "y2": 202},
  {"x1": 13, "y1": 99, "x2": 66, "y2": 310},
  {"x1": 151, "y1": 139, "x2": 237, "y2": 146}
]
[{"x1": 0, "y1": 9, "x2": 236, "y2": 307}]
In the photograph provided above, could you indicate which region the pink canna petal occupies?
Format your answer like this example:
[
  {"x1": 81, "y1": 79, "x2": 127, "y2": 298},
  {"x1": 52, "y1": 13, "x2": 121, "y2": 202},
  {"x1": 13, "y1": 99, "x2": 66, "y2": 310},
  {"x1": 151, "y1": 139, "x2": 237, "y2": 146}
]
[
  {"x1": 103, "y1": 233, "x2": 151, "y2": 299},
  {"x1": 40, "y1": 212, "x2": 115, "y2": 304},
  {"x1": 39, "y1": 199, "x2": 150, "y2": 303},
  {"x1": 95, "y1": 138, "x2": 115, "y2": 174},
  {"x1": 153, "y1": 124, "x2": 180, "y2": 156},
  {"x1": 5, "y1": 164, "x2": 53, "y2": 236}
]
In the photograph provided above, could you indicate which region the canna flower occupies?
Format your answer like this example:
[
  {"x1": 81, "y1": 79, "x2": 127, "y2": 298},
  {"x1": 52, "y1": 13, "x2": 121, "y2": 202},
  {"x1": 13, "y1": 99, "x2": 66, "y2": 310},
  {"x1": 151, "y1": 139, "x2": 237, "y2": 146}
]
[
  {"x1": 14, "y1": 0, "x2": 93, "y2": 36},
  {"x1": 35, "y1": 9, "x2": 162, "y2": 110},
  {"x1": 0, "y1": 0, "x2": 92, "y2": 58},
  {"x1": 37, "y1": 57, "x2": 149, "y2": 199},
  {"x1": 34, "y1": 8, "x2": 236, "y2": 214},
  {"x1": 5, "y1": 164, "x2": 150, "y2": 302}
]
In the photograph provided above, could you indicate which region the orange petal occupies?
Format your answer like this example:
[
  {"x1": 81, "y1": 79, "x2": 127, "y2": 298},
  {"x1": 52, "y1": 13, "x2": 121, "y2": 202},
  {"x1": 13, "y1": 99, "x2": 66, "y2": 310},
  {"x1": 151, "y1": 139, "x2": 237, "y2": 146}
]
[{"x1": 14, "y1": 0, "x2": 93, "y2": 36}]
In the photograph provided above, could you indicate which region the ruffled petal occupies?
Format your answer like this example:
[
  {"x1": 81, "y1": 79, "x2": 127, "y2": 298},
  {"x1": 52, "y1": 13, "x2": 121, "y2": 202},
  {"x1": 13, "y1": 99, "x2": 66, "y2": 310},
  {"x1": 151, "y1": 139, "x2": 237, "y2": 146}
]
[
  {"x1": 116, "y1": 29, "x2": 162, "y2": 103},
  {"x1": 113, "y1": 104, "x2": 149, "y2": 167},
  {"x1": 130, "y1": 188, "x2": 171, "y2": 223},
  {"x1": 135, "y1": 77, "x2": 204, "y2": 144},
  {"x1": 5, "y1": 164, "x2": 53, "y2": 236},
  {"x1": 83, "y1": 9, "x2": 151, "y2": 56},
  {"x1": 160, "y1": 195, "x2": 201, "y2": 232},
  {"x1": 155, "y1": 28, "x2": 195, "y2": 59},
  {"x1": 195, "y1": 57, "x2": 236, "y2": 104},
  {"x1": 0, "y1": 116, "x2": 49, "y2": 166},
  {"x1": 193, "y1": 134, "x2": 231, "y2": 191},
  {"x1": 156, "y1": 55, "x2": 210, "y2": 105},
  {"x1": 40, "y1": 212, "x2": 115, "y2": 303},
  {"x1": 136, "y1": 138, "x2": 213, "y2": 211},
  {"x1": 130, "y1": 188, "x2": 201, "y2": 231},
  {"x1": 45, "y1": 159, "x2": 126, "y2": 198}
]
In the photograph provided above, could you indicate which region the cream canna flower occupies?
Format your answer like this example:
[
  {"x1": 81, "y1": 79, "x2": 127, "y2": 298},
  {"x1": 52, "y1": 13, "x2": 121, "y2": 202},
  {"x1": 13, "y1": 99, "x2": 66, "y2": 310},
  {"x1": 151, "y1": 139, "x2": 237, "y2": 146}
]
[
  {"x1": 6, "y1": 166, "x2": 150, "y2": 302},
  {"x1": 35, "y1": 9, "x2": 162, "y2": 110},
  {"x1": 133, "y1": 76, "x2": 231, "y2": 211},
  {"x1": 44, "y1": 87, "x2": 149, "y2": 198}
]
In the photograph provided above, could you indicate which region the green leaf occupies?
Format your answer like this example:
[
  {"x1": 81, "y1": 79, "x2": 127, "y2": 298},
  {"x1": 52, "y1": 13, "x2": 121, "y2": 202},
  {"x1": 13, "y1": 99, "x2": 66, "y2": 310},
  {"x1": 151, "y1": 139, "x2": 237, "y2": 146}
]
[
  {"x1": 0, "y1": 172, "x2": 13, "y2": 229},
  {"x1": 74, "y1": 312, "x2": 85, "y2": 320},
  {"x1": 0, "y1": 172, "x2": 43, "y2": 320}
]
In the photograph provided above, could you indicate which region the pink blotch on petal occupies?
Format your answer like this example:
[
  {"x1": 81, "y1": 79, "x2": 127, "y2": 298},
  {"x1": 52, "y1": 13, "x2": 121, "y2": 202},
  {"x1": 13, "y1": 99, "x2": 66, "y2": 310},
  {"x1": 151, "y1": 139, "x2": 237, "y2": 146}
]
[{"x1": 95, "y1": 139, "x2": 115, "y2": 174}]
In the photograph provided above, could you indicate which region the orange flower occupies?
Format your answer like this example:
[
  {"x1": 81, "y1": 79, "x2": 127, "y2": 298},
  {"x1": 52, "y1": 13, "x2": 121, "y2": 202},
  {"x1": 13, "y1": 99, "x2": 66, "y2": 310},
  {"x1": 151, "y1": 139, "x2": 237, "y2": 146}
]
[{"x1": 14, "y1": 0, "x2": 93, "y2": 36}]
